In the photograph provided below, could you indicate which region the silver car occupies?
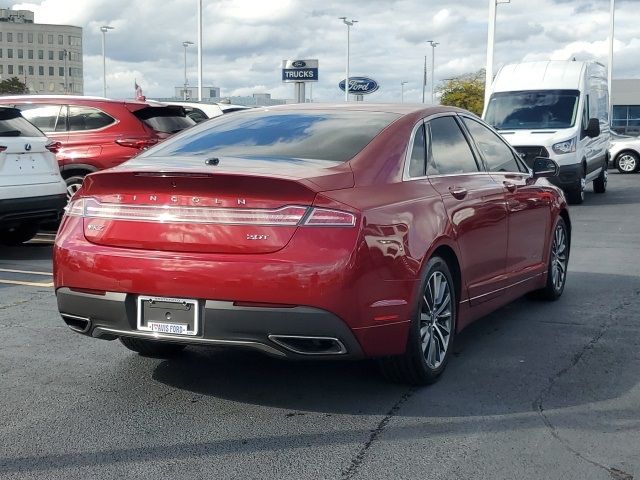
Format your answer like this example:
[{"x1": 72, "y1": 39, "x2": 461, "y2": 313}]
[{"x1": 610, "y1": 132, "x2": 640, "y2": 174}]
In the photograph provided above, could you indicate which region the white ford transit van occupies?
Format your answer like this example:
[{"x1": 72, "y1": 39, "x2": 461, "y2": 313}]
[{"x1": 483, "y1": 60, "x2": 610, "y2": 204}]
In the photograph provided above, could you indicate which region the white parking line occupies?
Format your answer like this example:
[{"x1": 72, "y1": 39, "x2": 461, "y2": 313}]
[
  {"x1": 0, "y1": 268, "x2": 52, "y2": 276},
  {"x1": 0, "y1": 279, "x2": 54, "y2": 287}
]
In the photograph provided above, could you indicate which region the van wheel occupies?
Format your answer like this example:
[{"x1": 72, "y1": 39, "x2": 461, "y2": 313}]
[
  {"x1": 65, "y1": 176, "x2": 85, "y2": 200},
  {"x1": 566, "y1": 173, "x2": 585, "y2": 205},
  {"x1": 0, "y1": 223, "x2": 40, "y2": 245},
  {"x1": 593, "y1": 165, "x2": 607, "y2": 193},
  {"x1": 615, "y1": 152, "x2": 639, "y2": 174},
  {"x1": 378, "y1": 256, "x2": 456, "y2": 385}
]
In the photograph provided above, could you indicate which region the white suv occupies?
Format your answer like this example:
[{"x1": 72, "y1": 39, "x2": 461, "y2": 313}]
[{"x1": 0, "y1": 107, "x2": 66, "y2": 245}]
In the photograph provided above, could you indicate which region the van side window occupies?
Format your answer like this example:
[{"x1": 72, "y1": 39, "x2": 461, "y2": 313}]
[
  {"x1": 581, "y1": 95, "x2": 590, "y2": 135},
  {"x1": 462, "y1": 117, "x2": 525, "y2": 173},
  {"x1": 408, "y1": 123, "x2": 426, "y2": 177},
  {"x1": 427, "y1": 116, "x2": 479, "y2": 175}
]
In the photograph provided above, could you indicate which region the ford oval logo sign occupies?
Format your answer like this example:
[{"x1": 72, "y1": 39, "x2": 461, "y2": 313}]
[
  {"x1": 292, "y1": 60, "x2": 306, "y2": 68},
  {"x1": 339, "y1": 77, "x2": 379, "y2": 95}
]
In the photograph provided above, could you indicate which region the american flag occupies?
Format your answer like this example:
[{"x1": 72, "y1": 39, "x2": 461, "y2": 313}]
[{"x1": 134, "y1": 80, "x2": 145, "y2": 101}]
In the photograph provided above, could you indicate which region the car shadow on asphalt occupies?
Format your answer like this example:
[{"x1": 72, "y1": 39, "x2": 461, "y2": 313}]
[{"x1": 149, "y1": 270, "x2": 640, "y2": 418}]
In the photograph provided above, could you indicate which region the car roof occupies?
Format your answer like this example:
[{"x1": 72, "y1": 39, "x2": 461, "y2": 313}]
[{"x1": 229, "y1": 103, "x2": 466, "y2": 117}]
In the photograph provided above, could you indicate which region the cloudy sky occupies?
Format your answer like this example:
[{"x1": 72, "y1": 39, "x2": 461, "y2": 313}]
[{"x1": 10, "y1": 0, "x2": 640, "y2": 102}]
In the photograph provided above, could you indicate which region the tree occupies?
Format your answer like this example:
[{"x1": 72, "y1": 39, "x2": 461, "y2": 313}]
[
  {"x1": 0, "y1": 77, "x2": 29, "y2": 95},
  {"x1": 437, "y1": 69, "x2": 485, "y2": 116}
]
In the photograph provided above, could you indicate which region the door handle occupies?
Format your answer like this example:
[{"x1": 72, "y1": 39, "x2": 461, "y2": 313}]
[
  {"x1": 449, "y1": 187, "x2": 468, "y2": 200},
  {"x1": 503, "y1": 181, "x2": 517, "y2": 193}
]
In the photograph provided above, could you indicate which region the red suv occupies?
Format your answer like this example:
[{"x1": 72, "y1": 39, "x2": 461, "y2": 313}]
[{"x1": 0, "y1": 96, "x2": 195, "y2": 197}]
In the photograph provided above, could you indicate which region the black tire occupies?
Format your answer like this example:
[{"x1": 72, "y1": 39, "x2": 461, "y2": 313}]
[
  {"x1": 119, "y1": 337, "x2": 186, "y2": 358},
  {"x1": 615, "y1": 152, "x2": 640, "y2": 174},
  {"x1": 378, "y1": 256, "x2": 457, "y2": 385},
  {"x1": 565, "y1": 167, "x2": 586, "y2": 205},
  {"x1": 593, "y1": 164, "x2": 607, "y2": 194},
  {"x1": 65, "y1": 175, "x2": 85, "y2": 200},
  {"x1": 0, "y1": 223, "x2": 40, "y2": 245},
  {"x1": 533, "y1": 217, "x2": 569, "y2": 301}
]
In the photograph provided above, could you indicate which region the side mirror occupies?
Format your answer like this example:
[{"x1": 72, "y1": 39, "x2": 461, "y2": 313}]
[
  {"x1": 532, "y1": 157, "x2": 559, "y2": 178},
  {"x1": 585, "y1": 118, "x2": 600, "y2": 138}
]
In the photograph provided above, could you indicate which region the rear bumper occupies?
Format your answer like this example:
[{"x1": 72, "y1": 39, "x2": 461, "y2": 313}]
[
  {"x1": 57, "y1": 287, "x2": 365, "y2": 359},
  {"x1": 0, "y1": 193, "x2": 66, "y2": 228}
]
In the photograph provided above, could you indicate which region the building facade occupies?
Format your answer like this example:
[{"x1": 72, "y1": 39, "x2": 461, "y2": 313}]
[
  {"x1": 0, "y1": 9, "x2": 83, "y2": 94},
  {"x1": 174, "y1": 86, "x2": 221, "y2": 101},
  {"x1": 612, "y1": 79, "x2": 640, "y2": 136}
]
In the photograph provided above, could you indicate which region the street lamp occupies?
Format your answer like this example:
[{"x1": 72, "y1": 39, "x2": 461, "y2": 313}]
[
  {"x1": 197, "y1": 0, "x2": 203, "y2": 101},
  {"x1": 608, "y1": 0, "x2": 615, "y2": 121},
  {"x1": 401, "y1": 81, "x2": 408, "y2": 103},
  {"x1": 427, "y1": 40, "x2": 439, "y2": 104},
  {"x1": 485, "y1": 0, "x2": 510, "y2": 106},
  {"x1": 339, "y1": 17, "x2": 358, "y2": 102},
  {"x1": 100, "y1": 25, "x2": 114, "y2": 98},
  {"x1": 182, "y1": 41, "x2": 194, "y2": 100}
]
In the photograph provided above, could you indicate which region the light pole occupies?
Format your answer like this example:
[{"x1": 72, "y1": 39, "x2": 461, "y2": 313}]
[
  {"x1": 485, "y1": 0, "x2": 511, "y2": 107},
  {"x1": 401, "y1": 81, "x2": 408, "y2": 103},
  {"x1": 427, "y1": 40, "x2": 439, "y2": 104},
  {"x1": 339, "y1": 17, "x2": 358, "y2": 102},
  {"x1": 100, "y1": 25, "x2": 114, "y2": 98},
  {"x1": 182, "y1": 41, "x2": 194, "y2": 100},
  {"x1": 608, "y1": 0, "x2": 615, "y2": 121},
  {"x1": 197, "y1": 0, "x2": 203, "y2": 101}
]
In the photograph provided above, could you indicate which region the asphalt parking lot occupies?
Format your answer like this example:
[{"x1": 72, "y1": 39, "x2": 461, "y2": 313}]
[{"x1": 0, "y1": 172, "x2": 638, "y2": 480}]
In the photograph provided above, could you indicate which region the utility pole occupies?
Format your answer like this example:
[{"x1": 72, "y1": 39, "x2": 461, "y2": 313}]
[{"x1": 340, "y1": 17, "x2": 358, "y2": 102}]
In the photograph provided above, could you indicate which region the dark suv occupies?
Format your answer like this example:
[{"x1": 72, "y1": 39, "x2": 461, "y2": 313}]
[{"x1": 0, "y1": 96, "x2": 196, "y2": 197}]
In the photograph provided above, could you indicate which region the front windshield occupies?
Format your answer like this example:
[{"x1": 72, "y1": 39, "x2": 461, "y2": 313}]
[{"x1": 485, "y1": 90, "x2": 580, "y2": 130}]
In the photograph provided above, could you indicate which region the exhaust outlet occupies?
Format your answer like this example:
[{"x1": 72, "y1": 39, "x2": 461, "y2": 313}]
[
  {"x1": 61, "y1": 313, "x2": 91, "y2": 334},
  {"x1": 268, "y1": 335, "x2": 347, "y2": 355}
]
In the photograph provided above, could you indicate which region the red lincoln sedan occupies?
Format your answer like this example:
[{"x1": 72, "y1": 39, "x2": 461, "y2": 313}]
[{"x1": 53, "y1": 104, "x2": 570, "y2": 385}]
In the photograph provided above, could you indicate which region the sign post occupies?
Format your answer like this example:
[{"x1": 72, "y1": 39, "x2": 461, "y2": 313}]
[{"x1": 282, "y1": 59, "x2": 319, "y2": 103}]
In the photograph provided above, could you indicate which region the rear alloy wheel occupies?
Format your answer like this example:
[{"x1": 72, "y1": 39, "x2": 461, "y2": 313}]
[
  {"x1": 0, "y1": 223, "x2": 40, "y2": 245},
  {"x1": 534, "y1": 218, "x2": 569, "y2": 301},
  {"x1": 378, "y1": 256, "x2": 456, "y2": 385},
  {"x1": 615, "y1": 152, "x2": 639, "y2": 174},
  {"x1": 119, "y1": 337, "x2": 186, "y2": 358},
  {"x1": 65, "y1": 175, "x2": 85, "y2": 200},
  {"x1": 593, "y1": 164, "x2": 608, "y2": 194}
]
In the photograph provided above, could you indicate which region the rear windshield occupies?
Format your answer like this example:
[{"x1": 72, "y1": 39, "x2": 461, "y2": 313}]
[
  {"x1": 0, "y1": 108, "x2": 45, "y2": 137},
  {"x1": 485, "y1": 89, "x2": 580, "y2": 130},
  {"x1": 142, "y1": 110, "x2": 400, "y2": 162},
  {"x1": 133, "y1": 106, "x2": 196, "y2": 134}
]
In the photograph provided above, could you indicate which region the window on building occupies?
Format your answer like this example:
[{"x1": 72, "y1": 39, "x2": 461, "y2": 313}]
[
  {"x1": 0, "y1": 33, "x2": 2, "y2": 41},
  {"x1": 68, "y1": 36, "x2": 82, "y2": 46},
  {"x1": 0, "y1": 49, "x2": 2, "y2": 59},
  {"x1": 48, "y1": 82, "x2": 55, "y2": 91},
  {"x1": 8, "y1": 65, "x2": 13, "y2": 75},
  {"x1": 39, "y1": 82, "x2": 44, "y2": 91},
  {"x1": 49, "y1": 66, "x2": 54, "y2": 76},
  {"x1": 17, "y1": 33, "x2": 23, "y2": 43},
  {"x1": 59, "y1": 83, "x2": 65, "y2": 92},
  {"x1": 28, "y1": 66, "x2": 34, "y2": 75},
  {"x1": 0, "y1": 66, "x2": 3, "y2": 75},
  {"x1": 59, "y1": 67, "x2": 64, "y2": 77},
  {"x1": 18, "y1": 65, "x2": 24, "y2": 75},
  {"x1": 38, "y1": 66, "x2": 44, "y2": 75},
  {"x1": 38, "y1": 50, "x2": 43, "y2": 60},
  {"x1": 28, "y1": 33, "x2": 33, "y2": 43},
  {"x1": 48, "y1": 50, "x2": 54, "y2": 60},
  {"x1": 28, "y1": 50, "x2": 33, "y2": 59},
  {"x1": 17, "y1": 49, "x2": 23, "y2": 59},
  {"x1": 58, "y1": 35, "x2": 63, "y2": 45},
  {"x1": 48, "y1": 35, "x2": 54, "y2": 44},
  {"x1": 7, "y1": 49, "x2": 13, "y2": 59},
  {"x1": 7, "y1": 33, "x2": 13, "y2": 42},
  {"x1": 38, "y1": 33, "x2": 43, "y2": 44}
]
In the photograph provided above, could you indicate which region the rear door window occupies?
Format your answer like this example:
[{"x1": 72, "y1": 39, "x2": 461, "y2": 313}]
[
  {"x1": 16, "y1": 104, "x2": 63, "y2": 132},
  {"x1": 68, "y1": 106, "x2": 115, "y2": 131},
  {"x1": 408, "y1": 123, "x2": 426, "y2": 177},
  {"x1": 427, "y1": 116, "x2": 480, "y2": 175},
  {"x1": 132, "y1": 106, "x2": 195, "y2": 134},
  {"x1": 0, "y1": 108, "x2": 45, "y2": 137}
]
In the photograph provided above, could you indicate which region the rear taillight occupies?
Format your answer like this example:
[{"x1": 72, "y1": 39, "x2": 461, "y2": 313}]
[
  {"x1": 65, "y1": 198, "x2": 356, "y2": 227},
  {"x1": 45, "y1": 141, "x2": 62, "y2": 153},
  {"x1": 115, "y1": 138, "x2": 158, "y2": 149}
]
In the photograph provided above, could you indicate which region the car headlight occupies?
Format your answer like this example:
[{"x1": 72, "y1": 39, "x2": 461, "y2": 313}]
[{"x1": 552, "y1": 138, "x2": 576, "y2": 155}]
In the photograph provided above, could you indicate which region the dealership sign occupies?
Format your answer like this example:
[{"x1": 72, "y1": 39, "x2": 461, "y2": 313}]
[
  {"x1": 282, "y1": 59, "x2": 319, "y2": 82},
  {"x1": 339, "y1": 77, "x2": 379, "y2": 95}
]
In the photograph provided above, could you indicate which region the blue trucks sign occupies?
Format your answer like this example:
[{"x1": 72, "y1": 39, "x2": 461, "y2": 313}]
[{"x1": 282, "y1": 59, "x2": 319, "y2": 83}]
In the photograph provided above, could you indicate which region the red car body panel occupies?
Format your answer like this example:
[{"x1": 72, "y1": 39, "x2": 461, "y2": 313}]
[{"x1": 53, "y1": 104, "x2": 569, "y2": 359}]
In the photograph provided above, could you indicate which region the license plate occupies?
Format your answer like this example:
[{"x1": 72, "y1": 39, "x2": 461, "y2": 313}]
[{"x1": 137, "y1": 296, "x2": 199, "y2": 336}]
